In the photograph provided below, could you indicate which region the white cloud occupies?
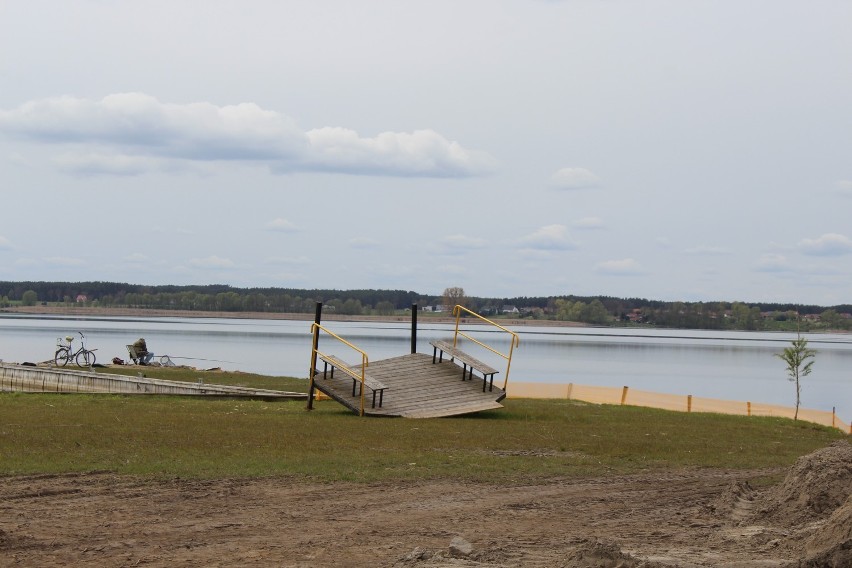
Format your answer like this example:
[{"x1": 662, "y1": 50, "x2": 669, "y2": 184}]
[
  {"x1": 684, "y1": 246, "x2": 731, "y2": 255},
  {"x1": 0, "y1": 235, "x2": 11, "y2": 249},
  {"x1": 348, "y1": 237, "x2": 380, "y2": 249},
  {"x1": 440, "y1": 234, "x2": 488, "y2": 250},
  {"x1": 437, "y1": 264, "x2": 467, "y2": 276},
  {"x1": 302, "y1": 127, "x2": 496, "y2": 177},
  {"x1": 189, "y1": 255, "x2": 235, "y2": 268},
  {"x1": 518, "y1": 224, "x2": 576, "y2": 251},
  {"x1": 0, "y1": 93, "x2": 495, "y2": 178},
  {"x1": 53, "y1": 152, "x2": 188, "y2": 176},
  {"x1": 549, "y1": 167, "x2": 601, "y2": 190},
  {"x1": 266, "y1": 218, "x2": 298, "y2": 232},
  {"x1": 572, "y1": 217, "x2": 604, "y2": 229},
  {"x1": 755, "y1": 253, "x2": 793, "y2": 272},
  {"x1": 799, "y1": 233, "x2": 852, "y2": 256},
  {"x1": 44, "y1": 256, "x2": 85, "y2": 266},
  {"x1": 264, "y1": 255, "x2": 310, "y2": 265},
  {"x1": 594, "y1": 258, "x2": 644, "y2": 275},
  {"x1": 124, "y1": 253, "x2": 149, "y2": 263},
  {"x1": 833, "y1": 180, "x2": 852, "y2": 197}
]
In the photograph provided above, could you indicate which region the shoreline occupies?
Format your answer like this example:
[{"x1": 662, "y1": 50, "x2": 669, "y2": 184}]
[{"x1": 0, "y1": 305, "x2": 587, "y2": 328}]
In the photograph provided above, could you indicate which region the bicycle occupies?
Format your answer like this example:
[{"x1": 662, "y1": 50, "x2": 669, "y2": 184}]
[{"x1": 54, "y1": 331, "x2": 98, "y2": 367}]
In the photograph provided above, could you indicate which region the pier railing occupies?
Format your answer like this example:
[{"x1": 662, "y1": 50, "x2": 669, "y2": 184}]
[
  {"x1": 451, "y1": 304, "x2": 520, "y2": 391},
  {"x1": 309, "y1": 323, "x2": 371, "y2": 416}
]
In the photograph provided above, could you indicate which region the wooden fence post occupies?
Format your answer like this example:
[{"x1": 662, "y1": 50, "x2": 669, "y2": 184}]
[{"x1": 620, "y1": 386, "x2": 629, "y2": 405}]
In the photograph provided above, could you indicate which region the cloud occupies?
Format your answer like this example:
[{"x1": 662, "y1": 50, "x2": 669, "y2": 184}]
[
  {"x1": 189, "y1": 255, "x2": 235, "y2": 268},
  {"x1": 266, "y1": 218, "x2": 298, "y2": 232},
  {"x1": 302, "y1": 127, "x2": 496, "y2": 177},
  {"x1": 0, "y1": 235, "x2": 11, "y2": 249},
  {"x1": 684, "y1": 246, "x2": 731, "y2": 255},
  {"x1": 798, "y1": 233, "x2": 852, "y2": 256},
  {"x1": 518, "y1": 224, "x2": 576, "y2": 251},
  {"x1": 833, "y1": 180, "x2": 852, "y2": 197},
  {"x1": 440, "y1": 234, "x2": 488, "y2": 251},
  {"x1": 549, "y1": 167, "x2": 601, "y2": 190},
  {"x1": 0, "y1": 93, "x2": 495, "y2": 178},
  {"x1": 124, "y1": 253, "x2": 149, "y2": 263},
  {"x1": 44, "y1": 256, "x2": 85, "y2": 266},
  {"x1": 348, "y1": 237, "x2": 380, "y2": 249},
  {"x1": 264, "y1": 255, "x2": 310, "y2": 265},
  {"x1": 756, "y1": 253, "x2": 793, "y2": 272},
  {"x1": 594, "y1": 258, "x2": 644, "y2": 275},
  {"x1": 572, "y1": 217, "x2": 604, "y2": 229},
  {"x1": 53, "y1": 152, "x2": 192, "y2": 176},
  {"x1": 437, "y1": 264, "x2": 467, "y2": 276}
]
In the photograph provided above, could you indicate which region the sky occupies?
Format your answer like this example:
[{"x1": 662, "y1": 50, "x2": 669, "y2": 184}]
[{"x1": 1, "y1": 1, "x2": 850, "y2": 306}]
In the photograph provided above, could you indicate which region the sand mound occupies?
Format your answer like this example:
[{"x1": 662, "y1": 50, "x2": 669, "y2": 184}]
[
  {"x1": 802, "y1": 494, "x2": 852, "y2": 565},
  {"x1": 755, "y1": 441, "x2": 852, "y2": 526},
  {"x1": 562, "y1": 538, "x2": 666, "y2": 568}
]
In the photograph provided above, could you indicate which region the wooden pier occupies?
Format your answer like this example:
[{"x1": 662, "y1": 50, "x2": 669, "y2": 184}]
[
  {"x1": 311, "y1": 353, "x2": 506, "y2": 418},
  {"x1": 0, "y1": 362, "x2": 306, "y2": 400}
]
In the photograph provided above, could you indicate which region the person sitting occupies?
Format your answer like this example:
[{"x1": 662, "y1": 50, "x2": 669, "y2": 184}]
[{"x1": 132, "y1": 337, "x2": 155, "y2": 365}]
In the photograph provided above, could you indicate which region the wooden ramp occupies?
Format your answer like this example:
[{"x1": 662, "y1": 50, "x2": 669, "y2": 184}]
[{"x1": 311, "y1": 353, "x2": 506, "y2": 418}]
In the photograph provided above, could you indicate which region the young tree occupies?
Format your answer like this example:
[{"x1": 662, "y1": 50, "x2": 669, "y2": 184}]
[
  {"x1": 21, "y1": 289, "x2": 38, "y2": 306},
  {"x1": 775, "y1": 334, "x2": 816, "y2": 420},
  {"x1": 442, "y1": 287, "x2": 466, "y2": 310}
]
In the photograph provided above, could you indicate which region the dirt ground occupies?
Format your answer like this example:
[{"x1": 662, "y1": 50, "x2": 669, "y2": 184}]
[{"x1": 2, "y1": 441, "x2": 850, "y2": 568}]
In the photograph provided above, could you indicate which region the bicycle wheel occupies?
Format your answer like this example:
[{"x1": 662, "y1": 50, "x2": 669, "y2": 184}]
[
  {"x1": 76, "y1": 350, "x2": 96, "y2": 367},
  {"x1": 54, "y1": 348, "x2": 71, "y2": 366}
]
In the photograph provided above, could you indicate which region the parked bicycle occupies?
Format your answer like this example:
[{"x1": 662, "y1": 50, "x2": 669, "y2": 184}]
[{"x1": 54, "y1": 331, "x2": 97, "y2": 367}]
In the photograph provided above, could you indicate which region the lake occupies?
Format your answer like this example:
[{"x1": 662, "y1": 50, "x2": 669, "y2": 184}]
[{"x1": 1, "y1": 313, "x2": 849, "y2": 420}]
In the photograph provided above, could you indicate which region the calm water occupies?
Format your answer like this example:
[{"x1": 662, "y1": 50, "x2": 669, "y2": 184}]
[{"x1": 1, "y1": 313, "x2": 850, "y2": 419}]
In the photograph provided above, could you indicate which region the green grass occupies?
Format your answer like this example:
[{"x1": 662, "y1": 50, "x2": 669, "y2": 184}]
[{"x1": 0, "y1": 368, "x2": 845, "y2": 481}]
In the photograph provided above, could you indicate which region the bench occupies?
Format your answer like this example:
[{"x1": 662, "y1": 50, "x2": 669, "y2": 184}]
[
  {"x1": 316, "y1": 353, "x2": 387, "y2": 408},
  {"x1": 430, "y1": 340, "x2": 499, "y2": 392}
]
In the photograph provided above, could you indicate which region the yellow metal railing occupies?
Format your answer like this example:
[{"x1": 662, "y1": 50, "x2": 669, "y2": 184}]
[
  {"x1": 451, "y1": 305, "x2": 520, "y2": 391},
  {"x1": 309, "y1": 323, "x2": 371, "y2": 416}
]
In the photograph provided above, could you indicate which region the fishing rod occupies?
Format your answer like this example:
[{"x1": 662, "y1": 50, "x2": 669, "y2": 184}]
[{"x1": 160, "y1": 355, "x2": 238, "y2": 365}]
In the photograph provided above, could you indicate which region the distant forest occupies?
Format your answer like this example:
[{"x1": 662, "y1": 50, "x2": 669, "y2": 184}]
[{"x1": 1, "y1": 280, "x2": 850, "y2": 332}]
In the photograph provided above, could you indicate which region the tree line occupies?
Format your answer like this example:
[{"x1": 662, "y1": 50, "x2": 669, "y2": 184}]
[{"x1": 1, "y1": 280, "x2": 849, "y2": 331}]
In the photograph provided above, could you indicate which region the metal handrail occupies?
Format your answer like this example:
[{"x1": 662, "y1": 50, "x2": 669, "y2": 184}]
[
  {"x1": 451, "y1": 305, "x2": 520, "y2": 391},
  {"x1": 309, "y1": 323, "x2": 370, "y2": 416}
]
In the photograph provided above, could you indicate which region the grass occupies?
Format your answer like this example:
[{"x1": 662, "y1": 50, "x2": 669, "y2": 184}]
[{"x1": 0, "y1": 367, "x2": 846, "y2": 482}]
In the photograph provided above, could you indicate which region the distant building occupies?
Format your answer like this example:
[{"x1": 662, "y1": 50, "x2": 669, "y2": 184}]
[{"x1": 75, "y1": 294, "x2": 88, "y2": 303}]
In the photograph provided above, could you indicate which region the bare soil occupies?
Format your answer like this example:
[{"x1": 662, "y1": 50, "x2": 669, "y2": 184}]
[{"x1": 2, "y1": 442, "x2": 849, "y2": 567}]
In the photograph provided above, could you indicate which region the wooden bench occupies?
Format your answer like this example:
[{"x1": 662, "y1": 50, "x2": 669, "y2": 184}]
[
  {"x1": 316, "y1": 353, "x2": 387, "y2": 408},
  {"x1": 430, "y1": 340, "x2": 499, "y2": 392}
]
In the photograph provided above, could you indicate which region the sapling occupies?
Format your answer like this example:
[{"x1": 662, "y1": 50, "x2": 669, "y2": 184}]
[{"x1": 775, "y1": 334, "x2": 816, "y2": 420}]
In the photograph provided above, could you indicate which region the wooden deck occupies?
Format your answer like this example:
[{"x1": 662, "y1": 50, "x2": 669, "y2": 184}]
[{"x1": 310, "y1": 353, "x2": 506, "y2": 418}]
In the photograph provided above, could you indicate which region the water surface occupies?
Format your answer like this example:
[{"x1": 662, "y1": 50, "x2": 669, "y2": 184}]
[{"x1": 1, "y1": 313, "x2": 849, "y2": 419}]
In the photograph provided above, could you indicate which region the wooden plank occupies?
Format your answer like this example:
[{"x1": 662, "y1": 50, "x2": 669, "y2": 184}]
[
  {"x1": 429, "y1": 340, "x2": 499, "y2": 375},
  {"x1": 312, "y1": 353, "x2": 506, "y2": 418},
  {"x1": 317, "y1": 354, "x2": 386, "y2": 390}
]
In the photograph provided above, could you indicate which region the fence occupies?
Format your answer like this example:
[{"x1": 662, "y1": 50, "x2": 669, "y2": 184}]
[{"x1": 509, "y1": 382, "x2": 851, "y2": 434}]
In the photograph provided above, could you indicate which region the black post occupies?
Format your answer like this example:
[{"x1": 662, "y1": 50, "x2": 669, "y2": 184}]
[
  {"x1": 307, "y1": 301, "x2": 322, "y2": 410},
  {"x1": 411, "y1": 304, "x2": 418, "y2": 354}
]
